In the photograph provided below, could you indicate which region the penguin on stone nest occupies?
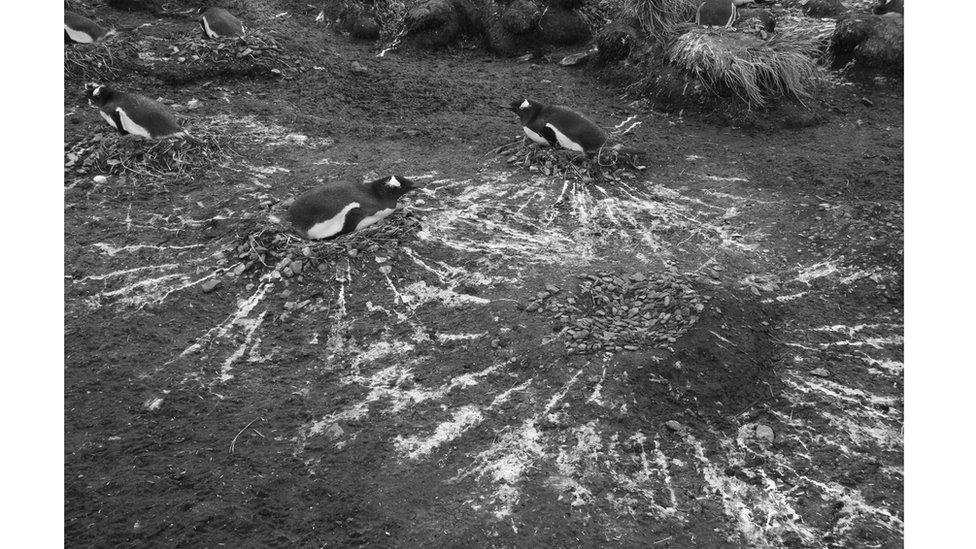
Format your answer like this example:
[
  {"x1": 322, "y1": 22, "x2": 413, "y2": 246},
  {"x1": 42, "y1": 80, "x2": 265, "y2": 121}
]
[
  {"x1": 85, "y1": 83, "x2": 184, "y2": 139},
  {"x1": 65, "y1": 11, "x2": 116, "y2": 44},
  {"x1": 695, "y1": 0, "x2": 737, "y2": 28},
  {"x1": 200, "y1": 7, "x2": 246, "y2": 39},
  {"x1": 288, "y1": 176, "x2": 420, "y2": 240},
  {"x1": 508, "y1": 99, "x2": 645, "y2": 156}
]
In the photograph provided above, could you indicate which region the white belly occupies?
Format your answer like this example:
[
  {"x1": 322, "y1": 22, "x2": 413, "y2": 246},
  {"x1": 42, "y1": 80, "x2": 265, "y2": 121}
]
[
  {"x1": 202, "y1": 17, "x2": 219, "y2": 38},
  {"x1": 65, "y1": 25, "x2": 95, "y2": 44},
  {"x1": 545, "y1": 123, "x2": 585, "y2": 153},
  {"x1": 116, "y1": 108, "x2": 152, "y2": 138},
  {"x1": 355, "y1": 208, "x2": 395, "y2": 230},
  {"x1": 523, "y1": 126, "x2": 549, "y2": 146},
  {"x1": 306, "y1": 202, "x2": 360, "y2": 239},
  {"x1": 99, "y1": 110, "x2": 118, "y2": 129}
]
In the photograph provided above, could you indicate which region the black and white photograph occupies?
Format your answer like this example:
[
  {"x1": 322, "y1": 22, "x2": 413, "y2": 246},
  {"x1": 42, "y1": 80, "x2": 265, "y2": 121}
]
[{"x1": 12, "y1": 0, "x2": 958, "y2": 546}]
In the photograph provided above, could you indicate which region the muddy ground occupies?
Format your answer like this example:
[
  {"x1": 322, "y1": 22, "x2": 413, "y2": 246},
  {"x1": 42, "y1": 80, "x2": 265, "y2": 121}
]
[{"x1": 64, "y1": 3, "x2": 903, "y2": 548}]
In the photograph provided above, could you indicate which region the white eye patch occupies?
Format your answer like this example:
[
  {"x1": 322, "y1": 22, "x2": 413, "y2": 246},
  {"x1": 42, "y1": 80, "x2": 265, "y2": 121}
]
[
  {"x1": 520, "y1": 99, "x2": 530, "y2": 109},
  {"x1": 387, "y1": 176, "x2": 401, "y2": 188}
]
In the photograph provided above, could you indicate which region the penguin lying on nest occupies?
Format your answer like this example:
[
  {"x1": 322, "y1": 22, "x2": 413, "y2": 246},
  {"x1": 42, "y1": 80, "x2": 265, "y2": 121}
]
[
  {"x1": 85, "y1": 83, "x2": 185, "y2": 139},
  {"x1": 508, "y1": 99, "x2": 646, "y2": 157},
  {"x1": 288, "y1": 176, "x2": 420, "y2": 240},
  {"x1": 200, "y1": 7, "x2": 246, "y2": 39},
  {"x1": 65, "y1": 11, "x2": 116, "y2": 44}
]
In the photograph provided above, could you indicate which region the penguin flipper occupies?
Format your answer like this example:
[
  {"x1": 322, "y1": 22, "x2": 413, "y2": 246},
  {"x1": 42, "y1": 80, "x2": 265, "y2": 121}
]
[
  {"x1": 337, "y1": 207, "x2": 366, "y2": 238},
  {"x1": 539, "y1": 126, "x2": 559, "y2": 148},
  {"x1": 109, "y1": 109, "x2": 128, "y2": 135}
]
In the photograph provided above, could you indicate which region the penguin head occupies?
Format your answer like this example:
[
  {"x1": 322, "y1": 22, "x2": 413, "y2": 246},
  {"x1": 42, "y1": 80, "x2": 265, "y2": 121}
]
[
  {"x1": 510, "y1": 99, "x2": 542, "y2": 124},
  {"x1": 84, "y1": 83, "x2": 113, "y2": 106},
  {"x1": 367, "y1": 175, "x2": 420, "y2": 199}
]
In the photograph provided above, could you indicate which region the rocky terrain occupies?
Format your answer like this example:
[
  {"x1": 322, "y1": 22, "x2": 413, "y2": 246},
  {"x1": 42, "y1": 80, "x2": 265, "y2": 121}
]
[{"x1": 65, "y1": 1, "x2": 903, "y2": 547}]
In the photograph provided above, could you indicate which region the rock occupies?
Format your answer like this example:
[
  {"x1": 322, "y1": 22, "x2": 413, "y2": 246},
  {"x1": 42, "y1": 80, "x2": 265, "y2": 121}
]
[
  {"x1": 484, "y1": 19, "x2": 522, "y2": 57},
  {"x1": 697, "y1": 0, "x2": 736, "y2": 26},
  {"x1": 324, "y1": 423, "x2": 344, "y2": 439},
  {"x1": 538, "y1": 8, "x2": 591, "y2": 47},
  {"x1": 810, "y1": 368, "x2": 831, "y2": 377},
  {"x1": 831, "y1": 13, "x2": 903, "y2": 70},
  {"x1": 755, "y1": 424, "x2": 775, "y2": 443},
  {"x1": 501, "y1": 0, "x2": 541, "y2": 35},
  {"x1": 404, "y1": 0, "x2": 472, "y2": 49},
  {"x1": 201, "y1": 279, "x2": 221, "y2": 293},
  {"x1": 665, "y1": 420, "x2": 685, "y2": 432},
  {"x1": 802, "y1": 0, "x2": 845, "y2": 18},
  {"x1": 290, "y1": 260, "x2": 303, "y2": 275},
  {"x1": 351, "y1": 16, "x2": 380, "y2": 40},
  {"x1": 92, "y1": 175, "x2": 108, "y2": 184},
  {"x1": 350, "y1": 61, "x2": 368, "y2": 74}
]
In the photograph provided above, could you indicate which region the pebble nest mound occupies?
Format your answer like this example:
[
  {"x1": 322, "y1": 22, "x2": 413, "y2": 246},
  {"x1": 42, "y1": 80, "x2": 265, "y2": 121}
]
[
  {"x1": 496, "y1": 138, "x2": 646, "y2": 181},
  {"x1": 64, "y1": 39, "x2": 141, "y2": 81},
  {"x1": 64, "y1": 126, "x2": 225, "y2": 180},
  {"x1": 216, "y1": 209, "x2": 423, "y2": 282},
  {"x1": 139, "y1": 30, "x2": 298, "y2": 83},
  {"x1": 528, "y1": 270, "x2": 709, "y2": 354}
]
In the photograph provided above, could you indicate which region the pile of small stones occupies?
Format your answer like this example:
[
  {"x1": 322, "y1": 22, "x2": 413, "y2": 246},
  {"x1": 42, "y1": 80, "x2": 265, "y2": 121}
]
[
  {"x1": 495, "y1": 138, "x2": 644, "y2": 182},
  {"x1": 527, "y1": 270, "x2": 709, "y2": 354},
  {"x1": 216, "y1": 210, "x2": 421, "y2": 281},
  {"x1": 65, "y1": 127, "x2": 224, "y2": 180}
]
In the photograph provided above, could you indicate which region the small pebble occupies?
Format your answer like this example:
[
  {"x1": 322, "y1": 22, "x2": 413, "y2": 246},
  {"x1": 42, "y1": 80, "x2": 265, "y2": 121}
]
[
  {"x1": 665, "y1": 420, "x2": 685, "y2": 433},
  {"x1": 201, "y1": 279, "x2": 221, "y2": 293}
]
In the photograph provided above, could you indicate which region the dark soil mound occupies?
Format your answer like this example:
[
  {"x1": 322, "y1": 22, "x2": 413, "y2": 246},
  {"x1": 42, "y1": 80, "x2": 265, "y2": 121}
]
[
  {"x1": 632, "y1": 291, "x2": 784, "y2": 422},
  {"x1": 831, "y1": 13, "x2": 904, "y2": 71}
]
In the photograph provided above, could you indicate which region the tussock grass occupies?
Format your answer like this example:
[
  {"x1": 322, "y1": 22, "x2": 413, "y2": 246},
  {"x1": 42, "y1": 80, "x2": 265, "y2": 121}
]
[
  {"x1": 620, "y1": 0, "x2": 699, "y2": 40},
  {"x1": 667, "y1": 27, "x2": 825, "y2": 106}
]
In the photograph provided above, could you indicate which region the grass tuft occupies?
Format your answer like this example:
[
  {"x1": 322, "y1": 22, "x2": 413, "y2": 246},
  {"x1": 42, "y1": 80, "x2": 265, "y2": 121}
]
[{"x1": 667, "y1": 27, "x2": 825, "y2": 106}]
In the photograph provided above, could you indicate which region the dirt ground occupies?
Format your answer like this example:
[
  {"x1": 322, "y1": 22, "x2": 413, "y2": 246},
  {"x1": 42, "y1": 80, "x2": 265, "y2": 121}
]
[{"x1": 64, "y1": 3, "x2": 903, "y2": 548}]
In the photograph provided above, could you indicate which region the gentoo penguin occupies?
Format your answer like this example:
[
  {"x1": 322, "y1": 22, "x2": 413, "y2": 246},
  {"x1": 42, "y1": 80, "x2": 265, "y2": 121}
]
[
  {"x1": 874, "y1": 0, "x2": 904, "y2": 15},
  {"x1": 509, "y1": 99, "x2": 608, "y2": 154},
  {"x1": 65, "y1": 11, "x2": 114, "y2": 44},
  {"x1": 200, "y1": 7, "x2": 245, "y2": 39},
  {"x1": 288, "y1": 175, "x2": 420, "y2": 240},
  {"x1": 695, "y1": 0, "x2": 737, "y2": 28},
  {"x1": 85, "y1": 83, "x2": 184, "y2": 139}
]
